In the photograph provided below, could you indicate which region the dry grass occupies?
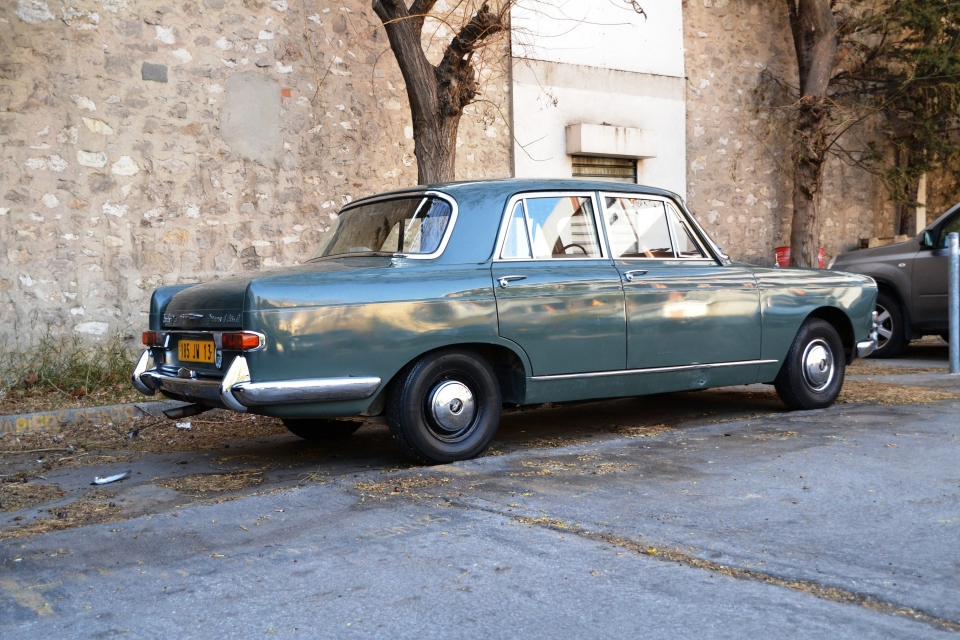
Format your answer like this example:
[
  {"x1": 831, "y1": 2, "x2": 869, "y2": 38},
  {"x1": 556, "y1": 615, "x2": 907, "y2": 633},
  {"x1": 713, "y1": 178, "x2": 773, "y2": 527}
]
[
  {"x1": 846, "y1": 362, "x2": 946, "y2": 376},
  {"x1": 0, "y1": 331, "x2": 141, "y2": 416},
  {"x1": 0, "y1": 490, "x2": 122, "y2": 541},
  {"x1": 157, "y1": 471, "x2": 264, "y2": 496},
  {"x1": 838, "y1": 380, "x2": 960, "y2": 405},
  {"x1": 0, "y1": 482, "x2": 64, "y2": 512}
]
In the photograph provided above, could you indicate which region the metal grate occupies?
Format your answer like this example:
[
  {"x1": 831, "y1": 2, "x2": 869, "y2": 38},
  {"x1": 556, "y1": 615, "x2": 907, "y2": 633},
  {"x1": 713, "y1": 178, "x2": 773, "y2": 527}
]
[{"x1": 571, "y1": 156, "x2": 637, "y2": 184}]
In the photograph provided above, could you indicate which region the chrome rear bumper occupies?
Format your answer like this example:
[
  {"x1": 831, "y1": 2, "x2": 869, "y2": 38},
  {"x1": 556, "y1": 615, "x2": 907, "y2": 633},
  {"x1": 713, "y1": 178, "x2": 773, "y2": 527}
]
[{"x1": 132, "y1": 350, "x2": 381, "y2": 412}]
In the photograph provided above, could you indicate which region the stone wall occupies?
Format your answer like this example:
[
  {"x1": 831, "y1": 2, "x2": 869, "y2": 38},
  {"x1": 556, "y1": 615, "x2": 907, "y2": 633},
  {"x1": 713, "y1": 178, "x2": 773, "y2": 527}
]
[
  {"x1": 683, "y1": 0, "x2": 896, "y2": 266},
  {"x1": 0, "y1": 0, "x2": 511, "y2": 343}
]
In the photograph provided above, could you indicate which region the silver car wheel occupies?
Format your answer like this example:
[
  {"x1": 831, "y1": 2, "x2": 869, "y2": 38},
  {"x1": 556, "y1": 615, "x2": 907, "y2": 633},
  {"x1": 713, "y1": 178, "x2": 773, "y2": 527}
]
[
  {"x1": 801, "y1": 338, "x2": 835, "y2": 392},
  {"x1": 875, "y1": 303, "x2": 893, "y2": 348},
  {"x1": 426, "y1": 379, "x2": 477, "y2": 442}
]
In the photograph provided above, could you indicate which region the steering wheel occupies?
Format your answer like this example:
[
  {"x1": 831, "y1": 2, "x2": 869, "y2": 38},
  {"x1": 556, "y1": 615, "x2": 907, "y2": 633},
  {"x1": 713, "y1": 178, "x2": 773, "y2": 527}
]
[{"x1": 560, "y1": 243, "x2": 589, "y2": 255}]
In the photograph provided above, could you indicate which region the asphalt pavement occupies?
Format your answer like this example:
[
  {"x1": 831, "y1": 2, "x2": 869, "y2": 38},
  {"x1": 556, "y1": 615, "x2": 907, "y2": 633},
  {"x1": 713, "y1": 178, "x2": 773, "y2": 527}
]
[{"x1": 2, "y1": 343, "x2": 959, "y2": 638}]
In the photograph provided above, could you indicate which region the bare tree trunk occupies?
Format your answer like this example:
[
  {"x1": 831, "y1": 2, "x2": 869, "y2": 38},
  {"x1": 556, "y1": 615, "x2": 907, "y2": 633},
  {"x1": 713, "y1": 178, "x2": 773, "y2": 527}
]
[
  {"x1": 786, "y1": 0, "x2": 838, "y2": 267},
  {"x1": 372, "y1": 1, "x2": 505, "y2": 184}
]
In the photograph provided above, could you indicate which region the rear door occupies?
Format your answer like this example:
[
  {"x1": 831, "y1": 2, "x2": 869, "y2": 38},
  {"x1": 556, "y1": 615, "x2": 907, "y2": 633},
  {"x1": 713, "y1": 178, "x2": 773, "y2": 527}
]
[
  {"x1": 491, "y1": 193, "x2": 626, "y2": 376},
  {"x1": 599, "y1": 193, "x2": 761, "y2": 370}
]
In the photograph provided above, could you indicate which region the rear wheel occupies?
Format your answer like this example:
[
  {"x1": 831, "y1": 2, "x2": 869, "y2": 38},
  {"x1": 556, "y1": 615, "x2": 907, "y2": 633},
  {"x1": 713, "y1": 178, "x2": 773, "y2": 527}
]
[
  {"x1": 387, "y1": 349, "x2": 502, "y2": 464},
  {"x1": 775, "y1": 318, "x2": 846, "y2": 410},
  {"x1": 282, "y1": 418, "x2": 362, "y2": 441},
  {"x1": 871, "y1": 291, "x2": 907, "y2": 358}
]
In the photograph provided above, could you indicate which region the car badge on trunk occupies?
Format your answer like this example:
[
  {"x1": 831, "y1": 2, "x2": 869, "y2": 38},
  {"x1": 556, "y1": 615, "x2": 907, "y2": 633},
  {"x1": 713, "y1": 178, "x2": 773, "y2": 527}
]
[{"x1": 215, "y1": 350, "x2": 223, "y2": 369}]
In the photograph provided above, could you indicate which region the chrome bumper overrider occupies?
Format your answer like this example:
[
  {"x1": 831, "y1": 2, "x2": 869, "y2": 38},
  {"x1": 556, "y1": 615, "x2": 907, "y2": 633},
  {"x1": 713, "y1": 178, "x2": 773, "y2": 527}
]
[
  {"x1": 132, "y1": 350, "x2": 381, "y2": 412},
  {"x1": 856, "y1": 311, "x2": 880, "y2": 359}
]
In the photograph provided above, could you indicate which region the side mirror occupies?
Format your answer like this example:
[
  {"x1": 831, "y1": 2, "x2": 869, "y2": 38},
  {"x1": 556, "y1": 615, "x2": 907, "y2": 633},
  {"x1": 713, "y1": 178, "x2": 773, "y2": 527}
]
[{"x1": 921, "y1": 231, "x2": 934, "y2": 248}]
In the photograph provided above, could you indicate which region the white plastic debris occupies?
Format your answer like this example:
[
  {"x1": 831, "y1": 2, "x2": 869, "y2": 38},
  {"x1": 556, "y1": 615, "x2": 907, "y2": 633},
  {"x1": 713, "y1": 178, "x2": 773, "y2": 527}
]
[
  {"x1": 92, "y1": 470, "x2": 130, "y2": 485},
  {"x1": 175, "y1": 421, "x2": 192, "y2": 430}
]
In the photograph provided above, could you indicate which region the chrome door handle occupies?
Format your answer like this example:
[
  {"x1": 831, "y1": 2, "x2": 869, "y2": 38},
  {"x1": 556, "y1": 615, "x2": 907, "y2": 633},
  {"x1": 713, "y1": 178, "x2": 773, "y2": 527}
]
[
  {"x1": 624, "y1": 270, "x2": 648, "y2": 282},
  {"x1": 498, "y1": 275, "x2": 527, "y2": 288}
]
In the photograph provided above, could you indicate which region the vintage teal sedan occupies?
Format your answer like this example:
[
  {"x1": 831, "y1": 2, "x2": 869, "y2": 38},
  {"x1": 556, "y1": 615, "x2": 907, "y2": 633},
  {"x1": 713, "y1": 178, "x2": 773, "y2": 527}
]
[{"x1": 132, "y1": 180, "x2": 878, "y2": 463}]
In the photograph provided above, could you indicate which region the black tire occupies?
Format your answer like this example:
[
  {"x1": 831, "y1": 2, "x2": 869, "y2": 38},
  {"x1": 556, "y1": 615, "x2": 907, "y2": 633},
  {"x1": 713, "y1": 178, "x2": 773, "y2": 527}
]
[
  {"x1": 774, "y1": 318, "x2": 846, "y2": 410},
  {"x1": 387, "y1": 349, "x2": 502, "y2": 464},
  {"x1": 870, "y1": 291, "x2": 908, "y2": 358},
  {"x1": 282, "y1": 418, "x2": 362, "y2": 441}
]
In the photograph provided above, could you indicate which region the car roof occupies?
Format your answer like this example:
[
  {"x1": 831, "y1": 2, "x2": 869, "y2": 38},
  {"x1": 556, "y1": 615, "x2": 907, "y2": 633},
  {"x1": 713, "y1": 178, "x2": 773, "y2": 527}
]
[
  {"x1": 346, "y1": 178, "x2": 683, "y2": 207},
  {"x1": 342, "y1": 179, "x2": 687, "y2": 265}
]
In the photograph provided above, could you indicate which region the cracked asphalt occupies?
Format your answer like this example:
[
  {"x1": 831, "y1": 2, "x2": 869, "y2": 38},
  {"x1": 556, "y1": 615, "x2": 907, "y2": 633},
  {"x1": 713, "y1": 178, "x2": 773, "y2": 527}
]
[{"x1": 2, "y1": 343, "x2": 960, "y2": 638}]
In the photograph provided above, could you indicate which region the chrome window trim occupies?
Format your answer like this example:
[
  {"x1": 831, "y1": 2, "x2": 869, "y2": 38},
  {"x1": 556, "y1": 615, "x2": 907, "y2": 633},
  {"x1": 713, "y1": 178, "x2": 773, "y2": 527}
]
[
  {"x1": 598, "y1": 192, "x2": 717, "y2": 264},
  {"x1": 493, "y1": 191, "x2": 607, "y2": 262},
  {"x1": 323, "y1": 190, "x2": 459, "y2": 261},
  {"x1": 530, "y1": 359, "x2": 778, "y2": 381}
]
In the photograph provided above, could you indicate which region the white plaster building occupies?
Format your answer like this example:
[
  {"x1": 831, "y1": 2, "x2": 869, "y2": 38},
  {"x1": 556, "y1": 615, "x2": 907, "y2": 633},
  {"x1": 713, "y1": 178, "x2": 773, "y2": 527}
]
[{"x1": 510, "y1": 0, "x2": 686, "y2": 196}]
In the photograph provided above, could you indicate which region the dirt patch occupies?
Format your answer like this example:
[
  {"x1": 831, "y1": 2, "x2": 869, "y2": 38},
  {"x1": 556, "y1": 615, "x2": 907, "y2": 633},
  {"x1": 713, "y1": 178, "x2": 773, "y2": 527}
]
[
  {"x1": 612, "y1": 423, "x2": 674, "y2": 439},
  {"x1": 0, "y1": 384, "x2": 150, "y2": 417},
  {"x1": 0, "y1": 490, "x2": 122, "y2": 541},
  {"x1": 0, "y1": 411, "x2": 288, "y2": 461},
  {"x1": 156, "y1": 471, "x2": 264, "y2": 496},
  {"x1": 354, "y1": 474, "x2": 450, "y2": 499},
  {"x1": 0, "y1": 482, "x2": 64, "y2": 512}
]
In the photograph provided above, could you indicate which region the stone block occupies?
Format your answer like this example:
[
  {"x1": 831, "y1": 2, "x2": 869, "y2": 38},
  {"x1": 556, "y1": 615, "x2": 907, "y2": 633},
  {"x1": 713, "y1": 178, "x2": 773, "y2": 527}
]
[{"x1": 141, "y1": 62, "x2": 168, "y2": 83}]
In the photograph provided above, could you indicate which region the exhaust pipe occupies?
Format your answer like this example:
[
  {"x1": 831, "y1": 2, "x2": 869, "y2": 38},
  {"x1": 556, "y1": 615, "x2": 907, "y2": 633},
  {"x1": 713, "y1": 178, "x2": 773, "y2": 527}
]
[{"x1": 162, "y1": 403, "x2": 213, "y2": 420}]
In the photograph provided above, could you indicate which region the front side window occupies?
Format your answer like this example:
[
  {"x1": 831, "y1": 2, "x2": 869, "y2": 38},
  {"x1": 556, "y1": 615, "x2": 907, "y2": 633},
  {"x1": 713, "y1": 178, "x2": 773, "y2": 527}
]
[
  {"x1": 524, "y1": 196, "x2": 601, "y2": 259},
  {"x1": 311, "y1": 196, "x2": 452, "y2": 259},
  {"x1": 604, "y1": 197, "x2": 674, "y2": 259},
  {"x1": 938, "y1": 215, "x2": 960, "y2": 247}
]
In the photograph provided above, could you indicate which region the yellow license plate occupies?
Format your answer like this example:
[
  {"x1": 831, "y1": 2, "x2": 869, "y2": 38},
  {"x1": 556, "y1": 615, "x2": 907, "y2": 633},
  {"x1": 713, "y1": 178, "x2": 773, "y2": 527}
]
[{"x1": 178, "y1": 340, "x2": 215, "y2": 363}]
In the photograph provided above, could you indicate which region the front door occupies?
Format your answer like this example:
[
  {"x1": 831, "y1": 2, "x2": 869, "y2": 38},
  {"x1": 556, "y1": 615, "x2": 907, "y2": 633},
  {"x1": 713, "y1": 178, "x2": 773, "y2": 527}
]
[
  {"x1": 599, "y1": 194, "x2": 761, "y2": 370},
  {"x1": 492, "y1": 194, "x2": 626, "y2": 376},
  {"x1": 912, "y1": 213, "x2": 960, "y2": 325}
]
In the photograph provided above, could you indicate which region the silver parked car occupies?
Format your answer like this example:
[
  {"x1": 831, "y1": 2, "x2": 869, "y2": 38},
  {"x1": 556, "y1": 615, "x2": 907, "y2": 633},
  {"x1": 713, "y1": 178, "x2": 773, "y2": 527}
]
[{"x1": 829, "y1": 202, "x2": 960, "y2": 357}]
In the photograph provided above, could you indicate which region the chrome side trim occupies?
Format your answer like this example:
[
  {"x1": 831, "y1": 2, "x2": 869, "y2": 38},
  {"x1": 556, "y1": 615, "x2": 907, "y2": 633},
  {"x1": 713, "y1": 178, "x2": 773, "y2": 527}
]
[
  {"x1": 132, "y1": 349, "x2": 156, "y2": 396},
  {"x1": 231, "y1": 376, "x2": 382, "y2": 406},
  {"x1": 530, "y1": 359, "x2": 779, "y2": 381}
]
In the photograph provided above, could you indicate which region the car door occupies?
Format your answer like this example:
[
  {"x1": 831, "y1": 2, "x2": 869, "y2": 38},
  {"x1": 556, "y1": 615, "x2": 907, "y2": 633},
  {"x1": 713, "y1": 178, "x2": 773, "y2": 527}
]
[
  {"x1": 491, "y1": 193, "x2": 626, "y2": 376},
  {"x1": 912, "y1": 212, "x2": 960, "y2": 325},
  {"x1": 599, "y1": 193, "x2": 761, "y2": 370}
]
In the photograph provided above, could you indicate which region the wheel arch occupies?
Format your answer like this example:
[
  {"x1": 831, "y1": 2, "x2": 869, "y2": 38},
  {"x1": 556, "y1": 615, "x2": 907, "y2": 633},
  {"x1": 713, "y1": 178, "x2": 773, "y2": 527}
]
[
  {"x1": 805, "y1": 306, "x2": 856, "y2": 364},
  {"x1": 378, "y1": 340, "x2": 530, "y2": 407}
]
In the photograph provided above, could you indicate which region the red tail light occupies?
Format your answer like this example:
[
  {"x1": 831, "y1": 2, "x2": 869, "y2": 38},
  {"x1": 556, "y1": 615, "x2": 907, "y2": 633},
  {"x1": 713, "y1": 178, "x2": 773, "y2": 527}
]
[
  {"x1": 222, "y1": 332, "x2": 263, "y2": 351},
  {"x1": 142, "y1": 331, "x2": 161, "y2": 346}
]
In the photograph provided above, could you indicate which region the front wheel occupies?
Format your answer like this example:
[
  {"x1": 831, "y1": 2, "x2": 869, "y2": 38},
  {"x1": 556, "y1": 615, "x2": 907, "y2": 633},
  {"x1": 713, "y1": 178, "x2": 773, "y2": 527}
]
[
  {"x1": 282, "y1": 418, "x2": 362, "y2": 441},
  {"x1": 774, "y1": 319, "x2": 846, "y2": 410},
  {"x1": 387, "y1": 349, "x2": 502, "y2": 464}
]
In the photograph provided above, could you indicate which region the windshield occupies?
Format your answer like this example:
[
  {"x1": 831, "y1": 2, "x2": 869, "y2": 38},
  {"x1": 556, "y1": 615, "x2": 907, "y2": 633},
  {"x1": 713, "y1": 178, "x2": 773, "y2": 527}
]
[{"x1": 311, "y1": 196, "x2": 453, "y2": 259}]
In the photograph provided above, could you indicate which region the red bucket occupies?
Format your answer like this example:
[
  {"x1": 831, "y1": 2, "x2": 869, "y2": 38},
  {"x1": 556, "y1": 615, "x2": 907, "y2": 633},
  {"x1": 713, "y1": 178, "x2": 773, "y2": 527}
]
[{"x1": 774, "y1": 247, "x2": 824, "y2": 268}]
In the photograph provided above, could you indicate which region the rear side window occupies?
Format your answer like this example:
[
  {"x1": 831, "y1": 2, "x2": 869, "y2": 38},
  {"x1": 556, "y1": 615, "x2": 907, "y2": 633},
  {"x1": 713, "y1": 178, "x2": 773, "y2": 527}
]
[{"x1": 312, "y1": 196, "x2": 453, "y2": 258}]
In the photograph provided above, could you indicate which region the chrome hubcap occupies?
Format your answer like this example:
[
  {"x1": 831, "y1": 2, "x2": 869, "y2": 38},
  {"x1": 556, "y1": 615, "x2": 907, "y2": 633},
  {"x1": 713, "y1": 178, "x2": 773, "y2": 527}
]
[
  {"x1": 802, "y1": 339, "x2": 835, "y2": 392},
  {"x1": 428, "y1": 380, "x2": 476, "y2": 434}
]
